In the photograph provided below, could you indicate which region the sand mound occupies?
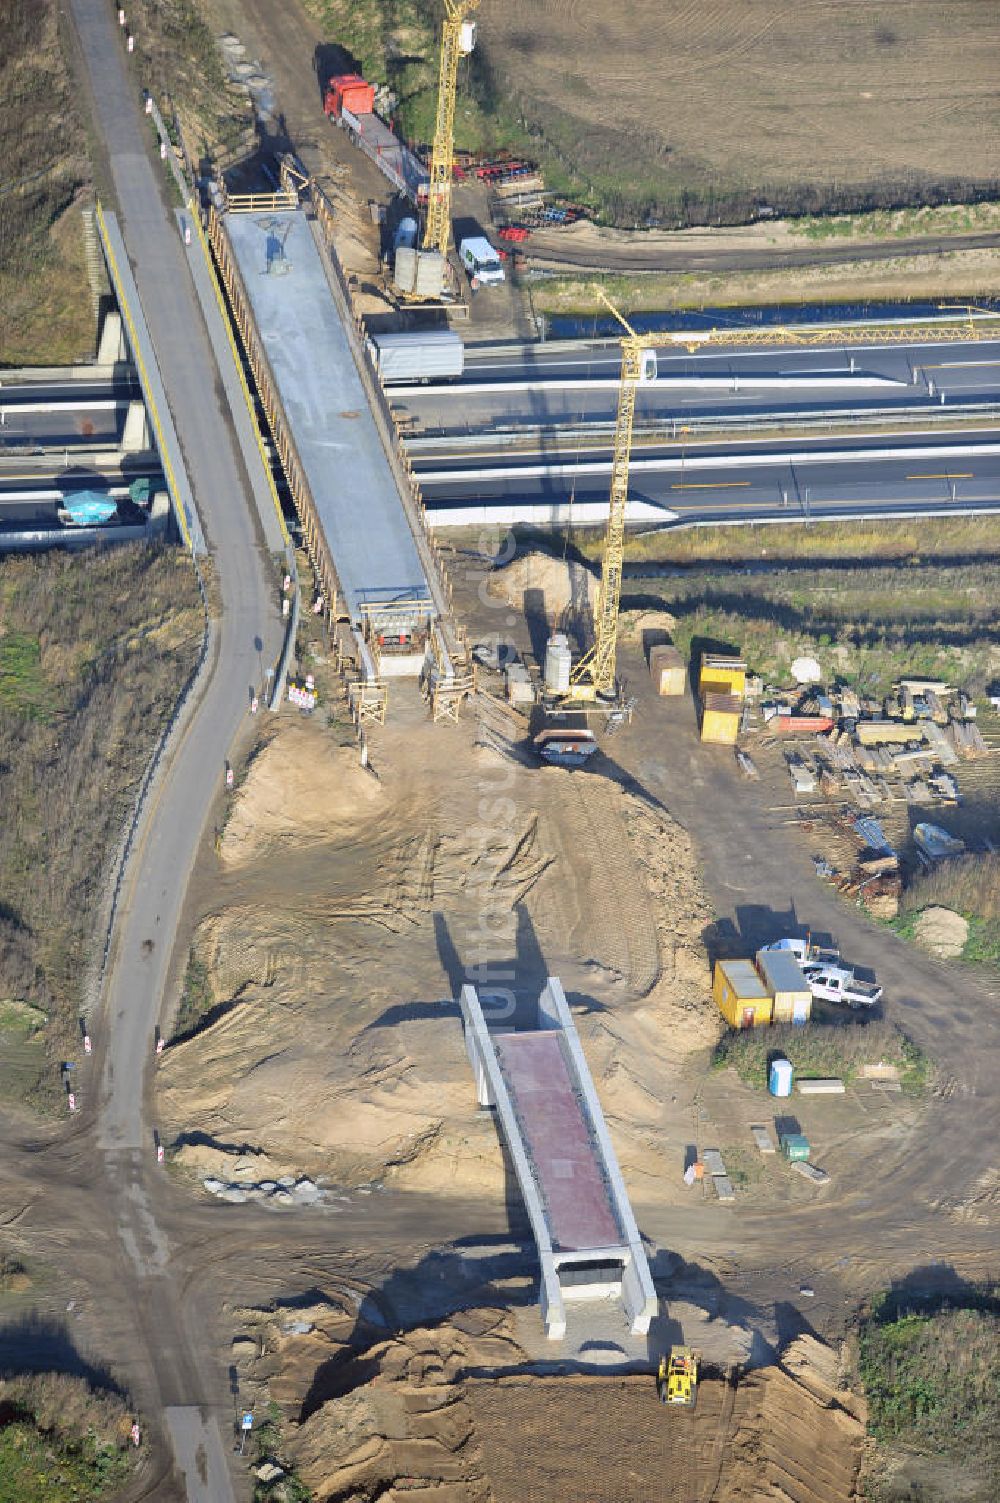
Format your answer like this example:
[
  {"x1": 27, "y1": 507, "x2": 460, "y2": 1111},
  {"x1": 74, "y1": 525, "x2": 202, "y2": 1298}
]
[
  {"x1": 221, "y1": 719, "x2": 381, "y2": 867},
  {"x1": 235, "y1": 1304, "x2": 523, "y2": 1501},
  {"x1": 490, "y1": 549, "x2": 595, "y2": 629},
  {"x1": 912, "y1": 905, "x2": 969, "y2": 959},
  {"x1": 163, "y1": 685, "x2": 719, "y2": 1206}
]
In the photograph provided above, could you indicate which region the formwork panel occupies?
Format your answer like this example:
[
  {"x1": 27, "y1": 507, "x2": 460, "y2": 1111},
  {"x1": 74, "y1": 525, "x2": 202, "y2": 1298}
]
[
  {"x1": 494, "y1": 1031, "x2": 622, "y2": 1253},
  {"x1": 223, "y1": 211, "x2": 430, "y2": 621}
]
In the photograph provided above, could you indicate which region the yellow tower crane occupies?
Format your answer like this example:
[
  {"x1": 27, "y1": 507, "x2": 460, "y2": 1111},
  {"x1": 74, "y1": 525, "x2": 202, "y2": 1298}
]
[
  {"x1": 423, "y1": 0, "x2": 480, "y2": 259},
  {"x1": 566, "y1": 290, "x2": 658, "y2": 704}
]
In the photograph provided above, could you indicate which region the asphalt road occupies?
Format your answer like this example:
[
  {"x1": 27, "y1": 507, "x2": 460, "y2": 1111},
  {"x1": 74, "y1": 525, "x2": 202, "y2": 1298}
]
[
  {"x1": 66, "y1": 0, "x2": 282, "y2": 1496},
  {"x1": 0, "y1": 405, "x2": 125, "y2": 448},
  {"x1": 392, "y1": 336, "x2": 1000, "y2": 438},
  {"x1": 414, "y1": 428, "x2": 1000, "y2": 526}
]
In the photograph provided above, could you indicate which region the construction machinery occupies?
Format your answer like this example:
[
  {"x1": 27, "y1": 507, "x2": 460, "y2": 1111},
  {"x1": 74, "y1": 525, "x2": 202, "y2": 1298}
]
[
  {"x1": 423, "y1": 0, "x2": 480, "y2": 260},
  {"x1": 657, "y1": 1346, "x2": 699, "y2": 1407},
  {"x1": 563, "y1": 289, "x2": 658, "y2": 706}
]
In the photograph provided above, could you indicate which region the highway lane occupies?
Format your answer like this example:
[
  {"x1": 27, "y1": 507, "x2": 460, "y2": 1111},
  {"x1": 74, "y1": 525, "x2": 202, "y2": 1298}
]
[
  {"x1": 391, "y1": 337, "x2": 1000, "y2": 436},
  {"x1": 416, "y1": 434, "x2": 1000, "y2": 527},
  {"x1": 0, "y1": 377, "x2": 138, "y2": 401},
  {"x1": 0, "y1": 403, "x2": 126, "y2": 447}
]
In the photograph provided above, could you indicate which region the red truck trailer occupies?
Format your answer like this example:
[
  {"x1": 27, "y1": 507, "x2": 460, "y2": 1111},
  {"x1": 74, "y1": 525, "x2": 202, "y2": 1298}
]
[{"x1": 324, "y1": 74, "x2": 428, "y2": 205}]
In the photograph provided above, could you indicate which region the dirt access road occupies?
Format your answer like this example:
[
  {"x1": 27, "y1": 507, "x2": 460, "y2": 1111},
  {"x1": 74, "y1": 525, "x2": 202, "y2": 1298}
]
[
  {"x1": 523, "y1": 223, "x2": 1000, "y2": 276},
  {"x1": 607, "y1": 633, "x2": 1000, "y2": 1288}
]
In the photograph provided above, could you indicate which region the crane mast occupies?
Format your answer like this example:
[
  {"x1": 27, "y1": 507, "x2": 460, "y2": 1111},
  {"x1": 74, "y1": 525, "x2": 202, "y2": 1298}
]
[
  {"x1": 569, "y1": 294, "x2": 657, "y2": 701},
  {"x1": 423, "y1": 0, "x2": 479, "y2": 257}
]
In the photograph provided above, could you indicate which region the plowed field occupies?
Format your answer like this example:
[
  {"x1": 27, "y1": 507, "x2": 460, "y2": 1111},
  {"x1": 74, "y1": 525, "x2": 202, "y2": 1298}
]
[{"x1": 478, "y1": 0, "x2": 1000, "y2": 222}]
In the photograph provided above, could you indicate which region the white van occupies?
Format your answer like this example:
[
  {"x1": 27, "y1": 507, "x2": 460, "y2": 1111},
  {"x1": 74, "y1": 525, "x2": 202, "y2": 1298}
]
[{"x1": 458, "y1": 235, "x2": 506, "y2": 287}]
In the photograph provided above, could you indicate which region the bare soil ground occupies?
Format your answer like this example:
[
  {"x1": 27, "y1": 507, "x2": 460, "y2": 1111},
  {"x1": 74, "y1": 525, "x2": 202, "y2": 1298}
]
[
  {"x1": 231, "y1": 1289, "x2": 864, "y2": 1503},
  {"x1": 157, "y1": 544, "x2": 995, "y2": 1252}
]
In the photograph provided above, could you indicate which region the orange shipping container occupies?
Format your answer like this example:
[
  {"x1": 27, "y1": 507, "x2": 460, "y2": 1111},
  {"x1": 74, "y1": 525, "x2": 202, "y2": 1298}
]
[{"x1": 649, "y1": 644, "x2": 685, "y2": 696}]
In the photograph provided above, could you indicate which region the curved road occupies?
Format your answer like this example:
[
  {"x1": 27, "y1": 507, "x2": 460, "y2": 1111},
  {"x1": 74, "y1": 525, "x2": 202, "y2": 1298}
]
[{"x1": 67, "y1": 0, "x2": 282, "y2": 1496}]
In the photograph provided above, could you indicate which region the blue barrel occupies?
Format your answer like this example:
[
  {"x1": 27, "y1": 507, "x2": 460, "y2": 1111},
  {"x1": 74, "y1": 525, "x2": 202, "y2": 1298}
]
[{"x1": 769, "y1": 1057, "x2": 793, "y2": 1097}]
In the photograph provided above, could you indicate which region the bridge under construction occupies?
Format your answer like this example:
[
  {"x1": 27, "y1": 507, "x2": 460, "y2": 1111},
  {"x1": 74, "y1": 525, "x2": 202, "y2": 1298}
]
[
  {"x1": 208, "y1": 181, "x2": 472, "y2": 723},
  {"x1": 461, "y1": 977, "x2": 657, "y2": 1340}
]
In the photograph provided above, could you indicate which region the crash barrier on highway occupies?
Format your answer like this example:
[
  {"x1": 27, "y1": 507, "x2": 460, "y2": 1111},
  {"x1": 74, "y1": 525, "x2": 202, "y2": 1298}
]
[{"x1": 143, "y1": 93, "x2": 191, "y2": 202}]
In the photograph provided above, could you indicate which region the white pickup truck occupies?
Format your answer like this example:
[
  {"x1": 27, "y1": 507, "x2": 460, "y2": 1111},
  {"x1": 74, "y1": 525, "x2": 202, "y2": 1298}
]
[
  {"x1": 799, "y1": 963, "x2": 882, "y2": 1009},
  {"x1": 760, "y1": 938, "x2": 882, "y2": 1009}
]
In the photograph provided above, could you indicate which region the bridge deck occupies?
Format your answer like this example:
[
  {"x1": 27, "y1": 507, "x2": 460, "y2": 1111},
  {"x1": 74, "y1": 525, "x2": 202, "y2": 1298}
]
[
  {"x1": 494, "y1": 1031, "x2": 622, "y2": 1254},
  {"x1": 224, "y1": 211, "x2": 430, "y2": 621}
]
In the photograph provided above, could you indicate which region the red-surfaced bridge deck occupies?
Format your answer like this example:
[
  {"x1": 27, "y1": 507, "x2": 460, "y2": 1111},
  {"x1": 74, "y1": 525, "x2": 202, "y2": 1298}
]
[{"x1": 493, "y1": 1031, "x2": 622, "y2": 1253}]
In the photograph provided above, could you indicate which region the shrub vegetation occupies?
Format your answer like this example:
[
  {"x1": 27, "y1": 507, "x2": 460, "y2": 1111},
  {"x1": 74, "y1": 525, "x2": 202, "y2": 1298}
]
[
  {"x1": 0, "y1": 1371, "x2": 134, "y2": 1502},
  {"x1": 860, "y1": 1291, "x2": 1000, "y2": 1501},
  {"x1": 712, "y1": 1018, "x2": 928, "y2": 1092},
  {"x1": 897, "y1": 855, "x2": 1000, "y2": 971}
]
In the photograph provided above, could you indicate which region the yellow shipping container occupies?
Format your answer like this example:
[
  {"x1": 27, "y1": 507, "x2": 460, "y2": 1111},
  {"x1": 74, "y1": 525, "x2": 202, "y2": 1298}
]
[
  {"x1": 699, "y1": 654, "x2": 746, "y2": 698},
  {"x1": 701, "y1": 692, "x2": 741, "y2": 744},
  {"x1": 713, "y1": 960, "x2": 773, "y2": 1028},
  {"x1": 649, "y1": 644, "x2": 685, "y2": 696}
]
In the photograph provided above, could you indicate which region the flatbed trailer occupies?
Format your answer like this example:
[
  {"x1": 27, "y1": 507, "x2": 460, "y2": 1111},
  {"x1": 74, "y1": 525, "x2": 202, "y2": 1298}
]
[{"x1": 337, "y1": 106, "x2": 429, "y2": 205}]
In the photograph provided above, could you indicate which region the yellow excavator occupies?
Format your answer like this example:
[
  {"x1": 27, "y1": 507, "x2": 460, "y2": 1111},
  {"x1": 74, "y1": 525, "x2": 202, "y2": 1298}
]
[{"x1": 657, "y1": 1346, "x2": 699, "y2": 1407}]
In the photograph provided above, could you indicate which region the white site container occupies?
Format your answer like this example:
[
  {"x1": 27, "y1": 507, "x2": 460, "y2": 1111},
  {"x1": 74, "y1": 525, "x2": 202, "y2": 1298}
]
[{"x1": 544, "y1": 633, "x2": 572, "y2": 694}]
